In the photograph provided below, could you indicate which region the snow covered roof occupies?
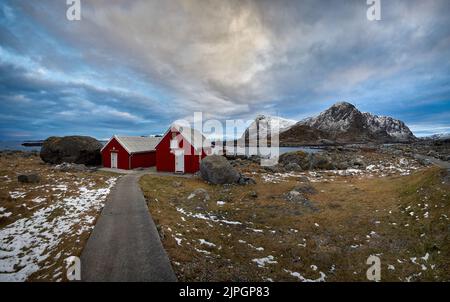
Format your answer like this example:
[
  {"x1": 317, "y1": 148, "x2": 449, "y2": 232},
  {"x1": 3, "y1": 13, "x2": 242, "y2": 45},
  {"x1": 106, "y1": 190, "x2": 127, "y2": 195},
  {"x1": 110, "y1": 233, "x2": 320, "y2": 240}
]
[{"x1": 102, "y1": 136, "x2": 162, "y2": 154}]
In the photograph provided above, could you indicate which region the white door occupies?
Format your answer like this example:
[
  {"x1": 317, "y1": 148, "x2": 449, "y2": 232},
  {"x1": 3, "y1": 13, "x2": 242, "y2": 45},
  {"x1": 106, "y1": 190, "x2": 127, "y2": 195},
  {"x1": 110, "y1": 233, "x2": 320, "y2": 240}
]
[
  {"x1": 174, "y1": 149, "x2": 184, "y2": 173},
  {"x1": 111, "y1": 152, "x2": 118, "y2": 168}
]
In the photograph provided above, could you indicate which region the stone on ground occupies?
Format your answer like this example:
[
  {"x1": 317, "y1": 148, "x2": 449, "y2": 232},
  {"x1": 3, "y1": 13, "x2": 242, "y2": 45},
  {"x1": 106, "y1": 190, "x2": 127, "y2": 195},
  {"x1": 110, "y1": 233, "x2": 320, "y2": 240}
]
[
  {"x1": 200, "y1": 155, "x2": 240, "y2": 184},
  {"x1": 18, "y1": 173, "x2": 40, "y2": 184}
]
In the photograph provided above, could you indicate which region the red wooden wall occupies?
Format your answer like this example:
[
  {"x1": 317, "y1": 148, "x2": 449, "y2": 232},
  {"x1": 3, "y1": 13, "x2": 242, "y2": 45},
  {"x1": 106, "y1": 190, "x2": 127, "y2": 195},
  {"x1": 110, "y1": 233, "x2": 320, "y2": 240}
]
[
  {"x1": 155, "y1": 131, "x2": 175, "y2": 172},
  {"x1": 101, "y1": 138, "x2": 130, "y2": 170},
  {"x1": 130, "y1": 151, "x2": 156, "y2": 169},
  {"x1": 156, "y1": 130, "x2": 206, "y2": 173}
]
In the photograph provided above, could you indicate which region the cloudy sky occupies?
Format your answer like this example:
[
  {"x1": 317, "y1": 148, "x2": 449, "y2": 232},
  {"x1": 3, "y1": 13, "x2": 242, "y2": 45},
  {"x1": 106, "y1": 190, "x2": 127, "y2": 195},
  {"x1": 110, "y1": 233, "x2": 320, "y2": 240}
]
[{"x1": 1, "y1": 0, "x2": 449, "y2": 140}]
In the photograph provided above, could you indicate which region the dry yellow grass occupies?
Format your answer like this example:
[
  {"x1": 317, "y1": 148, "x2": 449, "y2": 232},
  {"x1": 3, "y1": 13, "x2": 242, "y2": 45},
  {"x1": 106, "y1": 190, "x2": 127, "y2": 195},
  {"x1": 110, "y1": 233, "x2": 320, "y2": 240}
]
[{"x1": 141, "y1": 167, "x2": 449, "y2": 282}]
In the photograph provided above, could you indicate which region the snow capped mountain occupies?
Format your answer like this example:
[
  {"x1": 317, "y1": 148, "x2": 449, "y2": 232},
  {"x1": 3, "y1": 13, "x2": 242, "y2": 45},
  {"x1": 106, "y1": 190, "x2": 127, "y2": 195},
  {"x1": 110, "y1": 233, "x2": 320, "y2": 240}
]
[
  {"x1": 240, "y1": 115, "x2": 297, "y2": 141},
  {"x1": 241, "y1": 102, "x2": 416, "y2": 145},
  {"x1": 298, "y1": 102, "x2": 416, "y2": 143},
  {"x1": 301, "y1": 102, "x2": 363, "y2": 132}
]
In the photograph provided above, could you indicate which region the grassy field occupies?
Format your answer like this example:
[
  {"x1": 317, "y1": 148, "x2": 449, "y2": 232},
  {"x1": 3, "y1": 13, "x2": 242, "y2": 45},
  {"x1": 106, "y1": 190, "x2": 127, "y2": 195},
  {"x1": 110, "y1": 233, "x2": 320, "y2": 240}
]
[
  {"x1": 141, "y1": 167, "x2": 449, "y2": 281},
  {"x1": 0, "y1": 152, "x2": 118, "y2": 281}
]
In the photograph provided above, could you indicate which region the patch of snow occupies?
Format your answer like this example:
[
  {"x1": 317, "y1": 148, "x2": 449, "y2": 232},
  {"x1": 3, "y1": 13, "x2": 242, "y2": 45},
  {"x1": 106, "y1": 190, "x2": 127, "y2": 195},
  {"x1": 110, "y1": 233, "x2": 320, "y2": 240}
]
[
  {"x1": 261, "y1": 172, "x2": 303, "y2": 184},
  {"x1": 284, "y1": 269, "x2": 326, "y2": 282},
  {"x1": 174, "y1": 237, "x2": 183, "y2": 246},
  {"x1": 176, "y1": 207, "x2": 242, "y2": 225},
  {"x1": 198, "y1": 239, "x2": 216, "y2": 247},
  {"x1": 52, "y1": 184, "x2": 68, "y2": 192},
  {"x1": 9, "y1": 191, "x2": 26, "y2": 199},
  {"x1": 421, "y1": 253, "x2": 430, "y2": 262},
  {"x1": 247, "y1": 243, "x2": 264, "y2": 251},
  {"x1": 31, "y1": 197, "x2": 46, "y2": 204},
  {"x1": 194, "y1": 248, "x2": 211, "y2": 255},
  {"x1": 252, "y1": 255, "x2": 277, "y2": 268},
  {"x1": 247, "y1": 228, "x2": 263, "y2": 233}
]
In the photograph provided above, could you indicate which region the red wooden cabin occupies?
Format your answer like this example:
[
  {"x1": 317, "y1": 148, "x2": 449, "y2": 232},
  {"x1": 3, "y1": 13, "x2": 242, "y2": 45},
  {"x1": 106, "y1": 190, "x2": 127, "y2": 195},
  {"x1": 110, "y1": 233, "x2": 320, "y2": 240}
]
[
  {"x1": 101, "y1": 135, "x2": 161, "y2": 170},
  {"x1": 156, "y1": 124, "x2": 210, "y2": 173}
]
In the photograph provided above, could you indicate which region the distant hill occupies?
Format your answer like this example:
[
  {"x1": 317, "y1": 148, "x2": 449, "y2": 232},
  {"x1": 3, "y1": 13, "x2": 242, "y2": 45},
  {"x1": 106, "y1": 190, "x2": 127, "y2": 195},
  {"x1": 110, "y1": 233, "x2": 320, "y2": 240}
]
[
  {"x1": 240, "y1": 115, "x2": 296, "y2": 146},
  {"x1": 420, "y1": 133, "x2": 450, "y2": 141}
]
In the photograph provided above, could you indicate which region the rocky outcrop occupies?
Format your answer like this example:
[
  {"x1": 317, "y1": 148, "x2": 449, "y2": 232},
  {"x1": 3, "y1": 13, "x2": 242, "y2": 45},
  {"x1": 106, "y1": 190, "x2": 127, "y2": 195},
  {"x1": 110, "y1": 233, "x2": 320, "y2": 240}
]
[
  {"x1": 40, "y1": 136, "x2": 102, "y2": 166},
  {"x1": 279, "y1": 151, "x2": 334, "y2": 171},
  {"x1": 200, "y1": 155, "x2": 241, "y2": 184},
  {"x1": 278, "y1": 150, "x2": 372, "y2": 171}
]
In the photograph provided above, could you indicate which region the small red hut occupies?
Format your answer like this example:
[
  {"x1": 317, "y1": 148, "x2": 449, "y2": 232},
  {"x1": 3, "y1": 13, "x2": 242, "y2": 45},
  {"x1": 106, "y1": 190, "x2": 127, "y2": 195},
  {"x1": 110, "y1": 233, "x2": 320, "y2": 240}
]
[
  {"x1": 101, "y1": 136, "x2": 161, "y2": 170},
  {"x1": 155, "y1": 124, "x2": 210, "y2": 173}
]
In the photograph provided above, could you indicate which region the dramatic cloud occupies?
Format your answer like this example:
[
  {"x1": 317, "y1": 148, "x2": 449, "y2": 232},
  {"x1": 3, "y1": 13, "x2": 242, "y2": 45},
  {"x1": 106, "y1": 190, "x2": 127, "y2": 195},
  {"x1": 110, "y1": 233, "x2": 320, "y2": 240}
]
[{"x1": 1, "y1": 0, "x2": 449, "y2": 139}]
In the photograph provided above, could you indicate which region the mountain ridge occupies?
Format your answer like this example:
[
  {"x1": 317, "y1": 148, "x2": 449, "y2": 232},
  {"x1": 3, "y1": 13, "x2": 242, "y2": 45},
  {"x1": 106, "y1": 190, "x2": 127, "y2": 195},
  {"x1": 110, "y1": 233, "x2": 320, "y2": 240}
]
[{"x1": 242, "y1": 102, "x2": 416, "y2": 145}]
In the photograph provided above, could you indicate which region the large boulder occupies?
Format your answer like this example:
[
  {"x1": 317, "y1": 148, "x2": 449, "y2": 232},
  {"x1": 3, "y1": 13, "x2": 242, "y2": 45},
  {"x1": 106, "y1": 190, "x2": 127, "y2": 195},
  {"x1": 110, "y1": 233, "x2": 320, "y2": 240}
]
[
  {"x1": 40, "y1": 136, "x2": 102, "y2": 166},
  {"x1": 200, "y1": 155, "x2": 240, "y2": 184}
]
